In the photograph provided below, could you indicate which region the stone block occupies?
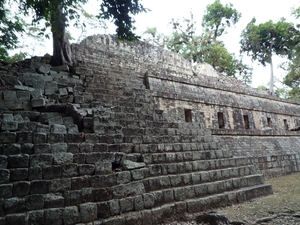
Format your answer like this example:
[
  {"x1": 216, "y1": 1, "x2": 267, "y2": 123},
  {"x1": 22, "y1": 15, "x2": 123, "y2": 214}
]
[
  {"x1": 13, "y1": 181, "x2": 30, "y2": 197},
  {"x1": 53, "y1": 152, "x2": 73, "y2": 165},
  {"x1": 1, "y1": 121, "x2": 18, "y2": 131},
  {"x1": 31, "y1": 180, "x2": 49, "y2": 194},
  {"x1": 0, "y1": 156, "x2": 7, "y2": 169},
  {"x1": 5, "y1": 213, "x2": 26, "y2": 225},
  {"x1": 120, "y1": 197, "x2": 134, "y2": 213},
  {"x1": 33, "y1": 132, "x2": 48, "y2": 144},
  {"x1": 48, "y1": 133, "x2": 64, "y2": 143},
  {"x1": 45, "y1": 81, "x2": 58, "y2": 95},
  {"x1": 3, "y1": 91, "x2": 16, "y2": 100},
  {"x1": 80, "y1": 203, "x2": 97, "y2": 223},
  {"x1": 44, "y1": 208, "x2": 63, "y2": 225},
  {"x1": 97, "y1": 202, "x2": 110, "y2": 219},
  {"x1": 25, "y1": 194, "x2": 44, "y2": 210},
  {"x1": 0, "y1": 169, "x2": 9, "y2": 184},
  {"x1": 29, "y1": 210, "x2": 44, "y2": 225},
  {"x1": 50, "y1": 124, "x2": 67, "y2": 134},
  {"x1": 9, "y1": 168, "x2": 28, "y2": 181},
  {"x1": 4, "y1": 197, "x2": 25, "y2": 214},
  {"x1": 143, "y1": 193, "x2": 155, "y2": 209},
  {"x1": 116, "y1": 171, "x2": 131, "y2": 184},
  {"x1": 30, "y1": 88, "x2": 43, "y2": 98},
  {"x1": 30, "y1": 154, "x2": 53, "y2": 167},
  {"x1": 44, "y1": 193, "x2": 64, "y2": 208},
  {"x1": 71, "y1": 176, "x2": 91, "y2": 190},
  {"x1": 62, "y1": 164, "x2": 78, "y2": 178},
  {"x1": 21, "y1": 143, "x2": 34, "y2": 154},
  {"x1": 8, "y1": 154, "x2": 29, "y2": 168},
  {"x1": 94, "y1": 162, "x2": 112, "y2": 175},
  {"x1": 59, "y1": 88, "x2": 68, "y2": 96},
  {"x1": 0, "y1": 132, "x2": 16, "y2": 144},
  {"x1": 63, "y1": 206, "x2": 79, "y2": 225},
  {"x1": 16, "y1": 131, "x2": 33, "y2": 143},
  {"x1": 43, "y1": 166, "x2": 62, "y2": 179},
  {"x1": 28, "y1": 166, "x2": 42, "y2": 180},
  {"x1": 49, "y1": 178, "x2": 71, "y2": 192},
  {"x1": 78, "y1": 164, "x2": 95, "y2": 175},
  {"x1": 31, "y1": 98, "x2": 45, "y2": 107},
  {"x1": 34, "y1": 143, "x2": 51, "y2": 154},
  {"x1": 0, "y1": 184, "x2": 12, "y2": 198}
]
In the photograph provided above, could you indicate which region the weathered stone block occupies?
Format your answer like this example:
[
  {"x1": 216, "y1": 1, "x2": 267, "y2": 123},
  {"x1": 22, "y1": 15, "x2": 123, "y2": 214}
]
[
  {"x1": 62, "y1": 164, "x2": 78, "y2": 178},
  {"x1": 9, "y1": 168, "x2": 28, "y2": 181},
  {"x1": 94, "y1": 162, "x2": 112, "y2": 175},
  {"x1": 28, "y1": 166, "x2": 42, "y2": 180},
  {"x1": 97, "y1": 201, "x2": 110, "y2": 219},
  {"x1": 5, "y1": 213, "x2": 26, "y2": 225},
  {"x1": 44, "y1": 208, "x2": 63, "y2": 225},
  {"x1": 44, "y1": 193, "x2": 64, "y2": 208},
  {"x1": 53, "y1": 152, "x2": 73, "y2": 165},
  {"x1": 78, "y1": 164, "x2": 95, "y2": 175},
  {"x1": 16, "y1": 131, "x2": 33, "y2": 143},
  {"x1": 33, "y1": 132, "x2": 48, "y2": 144},
  {"x1": 4, "y1": 197, "x2": 25, "y2": 214},
  {"x1": 25, "y1": 194, "x2": 44, "y2": 210},
  {"x1": 0, "y1": 169, "x2": 9, "y2": 184},
  {"x1": 13, "y1": 181, "x2": 30, "y2": 197},
  {"x1": 71, "y1": 176, "x2": 91, "y2": 190},
  {"x1": 49, "y1": 178, "x2": 71, "y2": 192},
  {"x1": 50, "y1": 124, "x2": 67, "y2": 134},
  {"x1": 0, "y1": 132, "x2": 16, "y2": 144},
  {"x1": 80, "y1": 203, "x2": 97, "y2": 223},
  {"x1": 45, "y1": 81, "x2": 58, "y2": 95},
  {"x1": 3, "y1": 144, "x2": 21, "y2": 155},
  {"x1": 43, "y1": 166, "x2": 62, "y2": 179},
  {"x1": 0, "y1": 156, "x2": 7, "y2": 169},
  {"x1": 29, "y1": 210, "x2": 44, "y2": 225},
  {"x1": 8, "y1": 154, "x2": 29, "y2": 168},
  {"x1": 30, "y1": 154, "x2": 53, "y2": 167},
  {"x1": 21, "y1": 143, "x2": 34, "y2": 154},
  {"x1": 30, "y1": 180, "x2": 49, "y2": 194},
  {"x1": 0, "y1": 184, "x2": 12, "y2": 198},
  {"x1": 108, "y1": 199, "x2": 120, "y2": 216},
  {"x1": 63, "y1": 206, "x2": 79, "y2": 225},
  {"x1": 31, "y1": 98, "x2": 45, "y2": 107}
]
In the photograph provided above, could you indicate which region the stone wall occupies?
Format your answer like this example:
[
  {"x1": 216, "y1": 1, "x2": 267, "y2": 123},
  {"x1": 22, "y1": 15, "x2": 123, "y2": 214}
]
[{"x1": 0, "y1": 34, "x2": 299, "y2": 224}]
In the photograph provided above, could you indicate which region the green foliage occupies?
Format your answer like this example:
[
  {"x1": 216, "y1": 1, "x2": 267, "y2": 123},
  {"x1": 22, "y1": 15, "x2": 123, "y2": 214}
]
[
  {"x1": 202, "y1": 0, "x2": 241, "y2": 39},
  {"x1": 99, "y1": 0, "x2": 148, "y2": 40},
  {"x1": 240, "y1": 18, "x2": 298, "y2": 66},
  {"x1": 0, "y1": 2, "x2": 24, "y2": 59},
  {"x1": 153, "y1": 8, "x2": 252, "y2": 84}
]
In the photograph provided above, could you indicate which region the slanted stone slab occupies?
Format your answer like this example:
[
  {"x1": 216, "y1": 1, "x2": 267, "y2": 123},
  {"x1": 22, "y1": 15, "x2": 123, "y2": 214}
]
[{"x1": 122, "y1": 160, "x2": 146, "y2": 170}]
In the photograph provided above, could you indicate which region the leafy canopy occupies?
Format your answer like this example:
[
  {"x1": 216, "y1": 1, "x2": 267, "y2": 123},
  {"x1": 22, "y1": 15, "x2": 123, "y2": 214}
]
[{"x1": 240, "y1": 18, "x2": 299, "y2": 66}]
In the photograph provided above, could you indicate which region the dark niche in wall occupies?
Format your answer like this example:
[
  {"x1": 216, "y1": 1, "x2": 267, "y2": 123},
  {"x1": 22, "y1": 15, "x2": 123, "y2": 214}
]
[
  {"x1": 284, "y1": 119, "x2": 288, "y2": 130},
  {"x1": 243, "y1": 115, "x2": 250, "y2": 129},
  {"x1": 217, "y1": 112, "x2": 225, "y2": 128},
  {"x1": 267, "y1": 117, "x2": 272, "y2": 127},
  {"x1": 185, "y1": 109, "x2": 192, "y2": 122}
]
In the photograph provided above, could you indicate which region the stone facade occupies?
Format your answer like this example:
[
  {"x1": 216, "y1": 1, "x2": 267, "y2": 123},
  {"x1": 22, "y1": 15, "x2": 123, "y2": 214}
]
[{"x1": 1, "y1": 34, "x2": 300, "y2": 224}]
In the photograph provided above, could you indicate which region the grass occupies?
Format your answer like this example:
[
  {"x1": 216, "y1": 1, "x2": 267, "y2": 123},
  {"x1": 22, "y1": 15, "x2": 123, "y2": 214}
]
[{"x1": 219, "y1": 172, "x2": 300, "y2": 223}]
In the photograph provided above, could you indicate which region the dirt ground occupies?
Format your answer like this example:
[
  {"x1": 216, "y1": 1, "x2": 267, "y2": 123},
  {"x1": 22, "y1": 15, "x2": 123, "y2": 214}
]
[{"x1": 161, "y1": 172, "x2": 300, "y2": 225}]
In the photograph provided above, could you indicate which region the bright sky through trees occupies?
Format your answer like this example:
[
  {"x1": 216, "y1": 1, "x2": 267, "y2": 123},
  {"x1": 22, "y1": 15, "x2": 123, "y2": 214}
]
[{"x1": 21, "y1": 0, "x2": 300, "y2": 87}]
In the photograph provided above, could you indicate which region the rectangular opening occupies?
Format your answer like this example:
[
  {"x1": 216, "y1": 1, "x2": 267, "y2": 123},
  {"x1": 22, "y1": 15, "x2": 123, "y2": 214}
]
[
  {"x1": 243, "y1": 115, "x2": 250, "y2": 129},
  {"x1": 267, "y1": 117, "x2": 272, "y2": 127},
  {"x1": 184, "y1": 109, "x2": 192, "y2": 122},
  {"x1": 217, "y1": 112, "x2": 225, "y2": 128},
  {"x1": 284, "y1": 119, "x2": 288, "y2": 130}
]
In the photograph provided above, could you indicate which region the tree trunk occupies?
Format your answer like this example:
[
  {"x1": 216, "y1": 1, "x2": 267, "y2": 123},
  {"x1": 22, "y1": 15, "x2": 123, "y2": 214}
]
[
  {"x1": 50, "y1": 4, "x2": 73, "y2": 66},
  {"x1": 269, "y1": 54, "x2": 274, "y2": 95}
]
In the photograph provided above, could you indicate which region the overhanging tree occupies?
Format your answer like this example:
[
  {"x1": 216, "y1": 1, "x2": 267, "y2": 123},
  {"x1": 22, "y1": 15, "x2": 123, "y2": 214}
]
[
  {"x1": 12, "y1": 0, "x2": 148, "y2": 66},
  {"x1": 240, "y1": 18, "x2": 298, "y2": 95}
]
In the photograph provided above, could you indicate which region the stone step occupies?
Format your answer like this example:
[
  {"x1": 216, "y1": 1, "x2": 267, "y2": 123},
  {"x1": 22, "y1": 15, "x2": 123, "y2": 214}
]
[
  {"x1": 92, "y1": 182, "x2": 272, "y2": 225},
  {"x1": 133, "y1": 142, "x2": 219, "y2": 154},
  {"x1": 142, "y1": 150, "x2": 232, "y2": 164},
  {"x1": 143, "y1": 166, "x2": 258, "y2": 192}
]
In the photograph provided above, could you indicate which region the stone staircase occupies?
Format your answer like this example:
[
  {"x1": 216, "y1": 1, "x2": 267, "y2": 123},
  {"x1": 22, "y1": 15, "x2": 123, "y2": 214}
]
[{"x1": 0, "y1": 55, "x2": 273, "y2": 225}]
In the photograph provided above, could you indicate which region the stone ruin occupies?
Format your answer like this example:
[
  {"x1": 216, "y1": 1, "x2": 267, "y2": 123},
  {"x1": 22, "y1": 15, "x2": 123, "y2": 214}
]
[{"x1": 1, "y1": 34, "x2": 300, "y2": 224}]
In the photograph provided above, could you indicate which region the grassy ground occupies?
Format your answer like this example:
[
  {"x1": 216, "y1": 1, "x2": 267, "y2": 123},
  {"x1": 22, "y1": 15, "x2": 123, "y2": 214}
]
[{"x1": 219, "y1": 172, "x2": 300, "y2": 224}]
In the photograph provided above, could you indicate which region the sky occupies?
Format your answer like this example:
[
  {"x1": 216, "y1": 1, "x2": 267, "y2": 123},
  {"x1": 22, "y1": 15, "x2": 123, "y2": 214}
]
[
  {"x1": 132, "y1": 0, "x2": 300, "y2": 88},
  {"x1": 24, "y1": 0, "x2": 300, "y2": 88}
]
